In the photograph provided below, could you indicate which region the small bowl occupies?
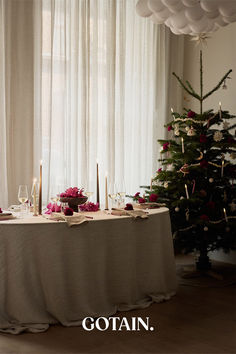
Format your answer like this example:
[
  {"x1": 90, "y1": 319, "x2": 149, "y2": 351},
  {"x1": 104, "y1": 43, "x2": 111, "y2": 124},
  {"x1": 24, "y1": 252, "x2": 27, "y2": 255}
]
[{"x1": 60, "y1": 196, "x2": 88, "y2": 212}]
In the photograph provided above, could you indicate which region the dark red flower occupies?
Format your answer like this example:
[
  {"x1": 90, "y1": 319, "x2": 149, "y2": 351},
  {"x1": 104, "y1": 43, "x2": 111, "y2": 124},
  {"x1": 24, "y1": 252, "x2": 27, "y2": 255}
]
[
  {"x1": 228, "y1": 137, "x2": 234, "y2": 144},
  {"x1": 0, "y1": 208, "x2": 2, "y2": 213},
  {"x1": 124, "y1": 203, "x2": 133, "y2": 210},
  {"x1": 64, "y1": 207, "x2": 74, "y2": 216},
  {"x1": 187, "y1": 110, "x2": 196, "y2": 118},
  {"x1": 200, "y1": 160, "x2": 208, "y2": 168},
  {"x1": 138, "y1": 198, "x2": 146, "y2": 204},
  {"x1": 163, "y1": 142, "x2": 169, "y2": 150},
  {"x1": 134, "y1": 192, "x2": 140, "y2": 198},
  {"x1": 157, "y1": 168, "x2": 162, "y2": 173},
  {"x1": 200, "y1": 214, "x2": 209, "y2": 221},
  {"x1": 206, "y1": 201, "x2": 215, "y2": 209},
  {"x1": 149, "y1": 193, "x2": 158, "y2": 202},
  {"x1": 167, "y1": 125, "x2": 172, "y2": 131},
  {"x1": 200, "y1": 134, "x2": 207, "y2": 143}
]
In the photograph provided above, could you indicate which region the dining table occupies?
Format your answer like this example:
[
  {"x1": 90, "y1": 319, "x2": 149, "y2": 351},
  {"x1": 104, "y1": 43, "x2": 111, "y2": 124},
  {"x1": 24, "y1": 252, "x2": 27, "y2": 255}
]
[{"x1": 0, "y1": 207, "x2": 177, "y2": 334}]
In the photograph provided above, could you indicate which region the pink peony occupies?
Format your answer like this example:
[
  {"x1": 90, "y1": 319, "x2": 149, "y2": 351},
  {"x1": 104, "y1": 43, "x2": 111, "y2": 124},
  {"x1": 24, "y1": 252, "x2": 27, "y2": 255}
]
[
  {"x1": 200, "y1": 134, "x2": 207, "y2": 143},
  {"x1": 124, "y1": 203, "x2": 133, "y2": 210},
  {"x1": 64, "y1": 207, "x2": 74, "y2": 216},
  {"x1": 187, "y1": 110, "x2": 196, "y2": 118},
  {"x1": 0, "y1": 208, "x2": 2, "y2": 213},
  {"x1": 138, "y1": 198, "x2": 146, "y2": 204},
  {"x1": 60, "y1": 187, "x2": 85, "y2": 198},
  {"x1": 149, "y1": 193, "x2": 158, "y2": 202},
  {"x1": 45, "y1": 203, "x2": 61, "y2": 214},
  {"x1": 79, "y1": 202, "x2": 99, "y2": 212}
]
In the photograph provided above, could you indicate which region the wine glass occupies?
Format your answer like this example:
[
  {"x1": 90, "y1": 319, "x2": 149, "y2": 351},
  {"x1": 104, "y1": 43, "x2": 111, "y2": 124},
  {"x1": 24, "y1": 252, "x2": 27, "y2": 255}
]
[
  {"x1": 108, "y1": 183, "x2": 117, "y2": 209},
  {"x1": 84, "y1": 181, "x2": 93, "y2": 201},
  {"x1": 18, "y1": 185, "x2": 28, "y2": 217},
  {"x1": 117, "y1": 180, "x2": 126, "y2": 207}
]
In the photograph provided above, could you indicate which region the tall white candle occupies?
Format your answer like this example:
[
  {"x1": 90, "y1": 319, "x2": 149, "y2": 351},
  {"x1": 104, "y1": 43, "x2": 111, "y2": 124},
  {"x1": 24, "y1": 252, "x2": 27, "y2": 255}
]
[
  {"x1": 150, "y1": 177, "x2": 153, "y2": 192},
  {"x1": 219, "y1": 101, "x2": 222, "y2": 120},
  {"x1": 221, "y1": 159, "x2": 224, "y2": 177},
  {"x1": 39, "y1": 160, "x2": 42, "y2": 215},
  {"x1": 223, "y1": 208, "x2": 228, "y2": 222},
  {"x1": 33, "y1": 178, "x2": 37, "y2": 216},
  {"x1": 185, "y1": 184, "x2": 189, "y2": 199},
  {"x1": 171, "y1": 107, "x2": 175, "y2": 120},
  {"x1": 96, "y1": 160, "x2": 100, "y2": 207},
  {"x1": 105, "y1": 172, "x2": 108, "y2": 210},
  {"x1": 181, "y1": 137, "x2": 185, "y2": 153}
]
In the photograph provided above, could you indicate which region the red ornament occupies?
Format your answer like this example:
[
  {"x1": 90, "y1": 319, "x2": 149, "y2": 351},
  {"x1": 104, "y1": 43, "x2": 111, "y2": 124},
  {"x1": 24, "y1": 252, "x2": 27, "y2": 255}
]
[
  {"x1": 149, "y1": 193, "x2": 158, "y2": 202},
  {"x1": 200, "y1": 214, "x2": 209, "y2": 221},
  {"x1": 200, "y1": 160, "x2": 208, "y2": 168},
  {"x1": 200, "y1": 134, "x2": 207, "y2": 143},
  {"x1": 187, "y1": 110, "x2": 196, "y2": 118}
]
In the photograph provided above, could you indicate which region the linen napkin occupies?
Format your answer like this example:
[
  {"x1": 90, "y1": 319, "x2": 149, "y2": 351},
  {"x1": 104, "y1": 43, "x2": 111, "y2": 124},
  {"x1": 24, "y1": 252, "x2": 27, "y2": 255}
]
[
  {"x1": 135, "y1": 202, "x2": 166, "y2": 209},
  {"x1": 0, "y1": 212, "x2": 15, "y2": 221},
  {"x1": 46, "y1": 213, "x2": 88, "y2": 227},
  {"x1": 111, "y1": 208, "x2": 148, "y2": 219}
]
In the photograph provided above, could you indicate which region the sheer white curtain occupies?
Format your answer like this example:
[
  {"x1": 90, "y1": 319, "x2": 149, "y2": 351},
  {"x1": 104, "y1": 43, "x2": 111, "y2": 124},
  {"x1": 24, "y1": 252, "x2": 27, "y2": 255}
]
[
  {"x1": 35, "y1": 0, "x2": 175, "y2": 205},
  {"x1": 0, "y1": 0, "x2": 8, "y2": 207}
]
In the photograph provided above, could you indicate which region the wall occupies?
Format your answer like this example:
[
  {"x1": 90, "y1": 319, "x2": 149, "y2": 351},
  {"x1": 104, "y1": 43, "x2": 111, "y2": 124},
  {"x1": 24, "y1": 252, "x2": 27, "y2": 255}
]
[{"x1": 183, "y1": 23, "x2": 236, "y2": 264}]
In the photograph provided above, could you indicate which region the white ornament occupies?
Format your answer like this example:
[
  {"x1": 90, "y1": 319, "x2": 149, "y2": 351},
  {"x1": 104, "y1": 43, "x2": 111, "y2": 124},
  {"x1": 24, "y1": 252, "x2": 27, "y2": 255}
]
[
  {"x1": 209, "y1": 178, "x2": 214, "y2": 183},
  {"x1": 185, "y1": 126, "x2": 190, "y2": 132},
  {"x1": 204, "y1": 226, "x2": 208, "y2": 232},
  {"x1": 213, "y1": 131, "x2": 223, "y2": 142},
  {"x1": 180, "y1": 196, "x2": 184, "y2": 200},
  {"x1": 223, "y1": 121, "x2": 230, "y2": 130},
  {"x1": 164, "y1": 182, "x2": 169, "y2": 189},
  {"x1": 187, "y1": 126, "x2": 196, "y2": 136},
  {"x1": 174, "y1": 124, "x2": 180, "y2": 136},
  {"x1": 175, "y1": 207, "x2": 180, "y2": 212}
]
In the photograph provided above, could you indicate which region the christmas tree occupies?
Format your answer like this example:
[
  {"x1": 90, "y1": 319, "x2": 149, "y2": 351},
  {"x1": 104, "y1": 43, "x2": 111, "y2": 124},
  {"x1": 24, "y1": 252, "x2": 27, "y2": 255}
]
[{"x1": 151, "y1": 51, "x2": 236, "y2": 271}]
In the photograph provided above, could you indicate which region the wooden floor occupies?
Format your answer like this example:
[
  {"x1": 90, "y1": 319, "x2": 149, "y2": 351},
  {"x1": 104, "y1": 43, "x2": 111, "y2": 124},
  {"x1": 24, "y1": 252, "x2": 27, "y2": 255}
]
[{"x1": 0, "y1": 256, "x2": 235, "y2": 354}]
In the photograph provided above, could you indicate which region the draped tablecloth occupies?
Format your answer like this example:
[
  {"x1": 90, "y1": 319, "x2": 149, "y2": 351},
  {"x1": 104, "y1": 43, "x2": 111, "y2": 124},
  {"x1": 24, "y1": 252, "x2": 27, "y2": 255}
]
[{"x1": 0, "y1": 208, "x2": 177, "y2": 334}]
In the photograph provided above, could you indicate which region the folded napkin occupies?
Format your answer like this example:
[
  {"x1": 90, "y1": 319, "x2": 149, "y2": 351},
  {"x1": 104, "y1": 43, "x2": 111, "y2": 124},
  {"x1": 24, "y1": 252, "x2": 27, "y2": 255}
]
[
  {"x1": 111, "y1": 208, "x2": 148, "y2": 219},
  {"x1": 0, "y1": 212, "x2": 15, "y2": 221},
  {"x1": 45, "y1": 213, "x2": 88, "y2": 227}
]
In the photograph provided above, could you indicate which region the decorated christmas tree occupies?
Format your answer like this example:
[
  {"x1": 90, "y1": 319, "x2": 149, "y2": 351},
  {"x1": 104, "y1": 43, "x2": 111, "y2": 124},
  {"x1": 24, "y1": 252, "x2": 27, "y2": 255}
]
[{"x1": 151, "y1": 51, "x2": 236, "y2": 271}]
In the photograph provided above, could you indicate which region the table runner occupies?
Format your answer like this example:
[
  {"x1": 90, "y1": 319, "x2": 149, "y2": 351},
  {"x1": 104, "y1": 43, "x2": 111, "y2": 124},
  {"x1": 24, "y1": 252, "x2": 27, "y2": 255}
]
[{"x1": 0, "y1": 208, "x2": 177, "y2": 334}]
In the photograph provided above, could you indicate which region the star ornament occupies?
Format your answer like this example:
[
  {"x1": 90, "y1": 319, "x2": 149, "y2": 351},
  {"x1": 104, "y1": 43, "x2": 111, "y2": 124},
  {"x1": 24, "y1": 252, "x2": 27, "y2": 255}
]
[{"x1": 213, "y1": 131, "x2": 223, "y2": 142}]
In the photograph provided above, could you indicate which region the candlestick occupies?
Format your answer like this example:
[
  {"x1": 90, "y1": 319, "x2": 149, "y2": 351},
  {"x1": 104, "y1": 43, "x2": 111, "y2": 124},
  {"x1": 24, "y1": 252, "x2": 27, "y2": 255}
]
[
  {"x1": 219, "y1": 101, "x2": 222, "y2": 120},
  {"x1": 33, "y1": 178, "x2": 37, "y2": 216},
  {"x1": 181, "y1": 137, "x2": 185, "y2": 153},
  {"x1": 223, "y1": 208, "x2": 228, "y2": 222},
  {"x1": 221, "y1": 159, "x2": 224, "y2": 177},
  {"x1": 105, "y1": 172, "x2": 108, "y2": 210},
  {"x1": 39, "y1": 160, "x2": 42, "y2": 215},
  {"x1": 185, "y1": 184, "x2": 189, "y2": 199},
  {"x1": 150, "y1": 177, "x2": 153, "y2": 192},
  {"x1": 96, "y1": 161, "x2": 100, "y2": 207}
]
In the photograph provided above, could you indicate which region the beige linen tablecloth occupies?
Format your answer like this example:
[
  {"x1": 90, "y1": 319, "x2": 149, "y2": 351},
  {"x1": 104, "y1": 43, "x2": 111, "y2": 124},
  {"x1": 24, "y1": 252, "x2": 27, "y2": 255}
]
[{"x1": 0, "y1": 208, "x2": 177, "y2": 334}]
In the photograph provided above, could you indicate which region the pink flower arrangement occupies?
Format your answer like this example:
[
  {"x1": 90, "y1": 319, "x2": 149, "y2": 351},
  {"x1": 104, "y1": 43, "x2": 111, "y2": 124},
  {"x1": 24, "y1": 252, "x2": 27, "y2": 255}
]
[
  {"x1": 0, "y1": 208, "x2": 2, "y2": 213},
  {"x1": 64, "y1": 207, "x2": 74, "y2": 216},
  {"x1": 149, "y1": 193, "x2": 158, "y2": 202},
  {"x1": 45, "y1": 203, "x2": 61, "y2": 214},
  {"x1": 79, "y1": 202, "x2": 99, "y2": 212},
  {"x1": 60, "y1": 187, "x2": 85, "y2": 198},
  {"x1": 124, "y1": 203, "x2": 133, "y2": 210}
]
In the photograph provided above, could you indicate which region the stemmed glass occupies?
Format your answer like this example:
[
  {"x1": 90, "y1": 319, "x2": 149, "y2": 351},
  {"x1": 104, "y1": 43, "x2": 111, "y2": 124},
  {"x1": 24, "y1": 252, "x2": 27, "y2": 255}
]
[
  {"x1": 108, "y1": 183, "x2": 117, "y2": 209},
  {"x1": 117, "y1": 180, "x2": 126, "y2": 207},
  {"x1": 84, "y1": 181, "x2": 93, "y2": 201},
  {"x1": 18, "y1": 185, "x2": 28, "y2": 217}
]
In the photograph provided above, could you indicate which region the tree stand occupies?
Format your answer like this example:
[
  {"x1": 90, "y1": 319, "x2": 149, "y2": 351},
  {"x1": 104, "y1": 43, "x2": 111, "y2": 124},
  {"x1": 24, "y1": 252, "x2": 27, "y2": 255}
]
[{"x1": 182, "y1": 246, "x2": 223, "y2": 280}]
